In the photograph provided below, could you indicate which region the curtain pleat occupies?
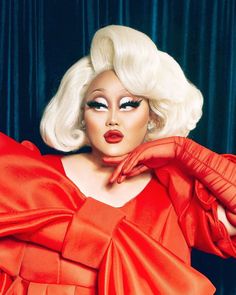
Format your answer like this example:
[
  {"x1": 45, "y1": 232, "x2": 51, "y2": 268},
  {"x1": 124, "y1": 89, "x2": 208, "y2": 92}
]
[
  {"x1": 0, "y1": 1, "x2": 235, "y2": 294},
  {"x1": 0, "y1": 0, "x2": 45, "y2": 141}
]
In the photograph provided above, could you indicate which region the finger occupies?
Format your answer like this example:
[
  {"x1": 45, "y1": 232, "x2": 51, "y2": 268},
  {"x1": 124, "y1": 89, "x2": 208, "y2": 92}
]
[
  {"x1": 126, "y1": 165, "x2": 149, "y2": 177},
  {"x1": 103, "y1": 154, "x2": 128, "y2": 166},
  {"x1": 122, "y1": 152, "x2": 145, "y2": 174},
  {"x1": 117, "y1": 166, "x2": 149, "y2": 183},
  {"x1": 117, "y1": 165, "x2": 149, "y2": 183},
  {"x1": 109, "y1": 158, "x2": 130, "y2": 183},
  {"x1": 117, "y1": 174, "x2": 127, "y2": 184}
]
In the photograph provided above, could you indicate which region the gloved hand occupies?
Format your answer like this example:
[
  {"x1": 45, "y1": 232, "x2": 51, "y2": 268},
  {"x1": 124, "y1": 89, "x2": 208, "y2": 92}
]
[
  {"x1": 104, "y1": 136, "x2": 182, "y2": 183},
  {"x1": 104, "y1": 136, "x2": 236, "y2": 225}
]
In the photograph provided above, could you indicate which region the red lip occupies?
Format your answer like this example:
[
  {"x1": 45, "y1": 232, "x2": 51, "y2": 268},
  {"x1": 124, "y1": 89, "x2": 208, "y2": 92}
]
[{"x1": 104, "y1": 130, "x2": 124, "y2": 143}]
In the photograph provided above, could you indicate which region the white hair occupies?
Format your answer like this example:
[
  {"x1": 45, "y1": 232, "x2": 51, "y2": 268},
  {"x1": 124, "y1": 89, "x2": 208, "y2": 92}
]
[{"x1": 40, "y1": 25, "x2": 203, "y2": 151}]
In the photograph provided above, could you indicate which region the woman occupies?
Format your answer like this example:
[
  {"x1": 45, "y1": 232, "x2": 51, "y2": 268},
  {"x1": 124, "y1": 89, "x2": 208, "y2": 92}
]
[{"x1": 0, "y1": 25, "x2": 235, "y2": 294}]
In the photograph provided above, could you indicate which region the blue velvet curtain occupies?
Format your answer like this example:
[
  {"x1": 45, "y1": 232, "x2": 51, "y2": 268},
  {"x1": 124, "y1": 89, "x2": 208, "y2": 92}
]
[{"x1": 0, "y1": 0, "x2": 235, "y2": 293}]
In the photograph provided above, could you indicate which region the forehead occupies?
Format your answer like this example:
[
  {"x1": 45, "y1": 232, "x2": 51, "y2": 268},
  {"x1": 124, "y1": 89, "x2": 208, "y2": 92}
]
[{"x1": 86, "y1": 70, "x2": 127, "y2": 95}]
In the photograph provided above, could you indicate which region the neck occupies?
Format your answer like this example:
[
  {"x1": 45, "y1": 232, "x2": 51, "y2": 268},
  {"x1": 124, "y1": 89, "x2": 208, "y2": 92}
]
[{"x1": 86, "y1": 148, "x2": 114, "y2": 173}]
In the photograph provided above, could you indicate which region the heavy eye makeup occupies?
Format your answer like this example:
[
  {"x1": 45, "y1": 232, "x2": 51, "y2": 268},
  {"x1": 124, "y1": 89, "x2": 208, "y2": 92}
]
[
  {"x1": 119, "y1": 97, "x2": 143, "y2": 111},
  {"x1": 86, "y1": 97, "x2": 108, "y2": 111},
  {"x1": 86, "y1": 96, "x2": 143, "y2": 111}
]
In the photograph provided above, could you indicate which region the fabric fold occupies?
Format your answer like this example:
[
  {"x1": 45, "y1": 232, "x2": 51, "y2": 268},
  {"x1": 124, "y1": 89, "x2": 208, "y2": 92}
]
[
  {"x1": 99, "y1": 218, "x2": 215, "y2": 295},
  {"x1": 4, "y1": 276, "x2": 96, "y2": 295},
  {"x1": 0, "y1": 133, "x2": 220, "y2": 294},
  {"x1": 62, "y1": 197, "x2": 125, "y2": 268}
]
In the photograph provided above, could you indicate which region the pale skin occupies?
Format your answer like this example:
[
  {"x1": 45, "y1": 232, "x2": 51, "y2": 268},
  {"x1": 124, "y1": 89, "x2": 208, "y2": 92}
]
[
  {"x1": 62, "y1": 70, "x2": 151, "y2": 208},
  {"x1": 62, "y1": 70, "x2": 236, "y2": 235}
]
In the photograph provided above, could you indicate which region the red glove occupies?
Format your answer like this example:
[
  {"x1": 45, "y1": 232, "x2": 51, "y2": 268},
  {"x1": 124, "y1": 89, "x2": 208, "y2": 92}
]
[{"x1": 104, "y1": 136, "x2": 236, "y2": 225}]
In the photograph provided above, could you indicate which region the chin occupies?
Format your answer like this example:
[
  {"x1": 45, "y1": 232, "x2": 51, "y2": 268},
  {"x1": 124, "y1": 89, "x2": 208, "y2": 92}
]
[
  {"x1": 100, "y1": 146, "x2": 136, "y2": 157},
  {"x1": 104, "y1": 151, "x2": 127, "y2": 157},
  {"x1": 91, "y1": 141, "x2": 142, "y2": 158},
  {"x1": 99, "y1": 149, "x2": 126, "y2": 157}
]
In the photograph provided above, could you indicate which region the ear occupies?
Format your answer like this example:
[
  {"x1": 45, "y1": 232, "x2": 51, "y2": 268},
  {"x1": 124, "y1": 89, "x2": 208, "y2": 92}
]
[{"x1": 149, "y1": 109, "x2": 163, "y2": 130}]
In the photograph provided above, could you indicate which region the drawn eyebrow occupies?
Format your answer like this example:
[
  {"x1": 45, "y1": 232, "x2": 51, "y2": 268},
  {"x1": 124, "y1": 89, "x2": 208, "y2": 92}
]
[
  {"x1": 85, "y1": 88, "x2": 106, "y2": 97},
  {"x1": 90, "y1": 88, "x2": 106, "y2": 94},
  {"x1": 89, "y1": 88, "x2": 130, "y2": 95}
]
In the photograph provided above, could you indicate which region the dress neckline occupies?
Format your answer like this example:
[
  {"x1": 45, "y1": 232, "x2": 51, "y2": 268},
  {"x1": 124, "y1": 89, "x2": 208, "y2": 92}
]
[{"x1": 53, "y1": 155, "x2": 155, "y2": 209}]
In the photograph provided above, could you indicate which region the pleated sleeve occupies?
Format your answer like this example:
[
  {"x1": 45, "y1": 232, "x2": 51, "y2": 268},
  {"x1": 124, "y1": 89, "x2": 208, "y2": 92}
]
[{"x1": 155, "y1": 157, "x2": 236, "y2": 258}]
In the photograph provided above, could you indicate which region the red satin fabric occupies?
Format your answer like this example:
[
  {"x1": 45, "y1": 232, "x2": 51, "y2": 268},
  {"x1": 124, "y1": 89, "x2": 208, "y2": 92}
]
[{"x1": 0, "y1": 133, "x2": 235, "y2": 294}]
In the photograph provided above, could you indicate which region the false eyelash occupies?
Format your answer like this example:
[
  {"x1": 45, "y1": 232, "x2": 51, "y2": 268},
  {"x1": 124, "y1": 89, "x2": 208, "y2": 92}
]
[
  {"x1": 120, "y1": 100, "x2": 142, "y2": 108},
  {"x1": 86, "y1": 101, "x2": 108, "y2": 109}
]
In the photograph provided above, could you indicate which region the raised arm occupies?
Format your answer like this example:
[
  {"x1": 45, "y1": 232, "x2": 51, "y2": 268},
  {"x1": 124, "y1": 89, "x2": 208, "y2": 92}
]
[{"x1": 105, "y1": 137, "x2": 236, "y2": 235}]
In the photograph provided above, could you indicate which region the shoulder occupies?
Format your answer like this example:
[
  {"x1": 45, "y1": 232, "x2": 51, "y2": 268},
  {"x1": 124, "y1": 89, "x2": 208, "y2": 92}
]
[
  {"x1": 155, "y1": 161, "x2": 193, "y2": 188},
  {"x1": 43, "y1": 154, "x2": 65, "y2": 174},
  {"x1": 154, "y1": 162, "x2": 194, "y2": 216}
]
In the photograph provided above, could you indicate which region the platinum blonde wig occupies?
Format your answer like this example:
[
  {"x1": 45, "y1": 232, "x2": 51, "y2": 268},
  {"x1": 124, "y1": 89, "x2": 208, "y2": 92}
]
[{"x1": 40, "y1": 25, "x2": 203, "y2": 152}]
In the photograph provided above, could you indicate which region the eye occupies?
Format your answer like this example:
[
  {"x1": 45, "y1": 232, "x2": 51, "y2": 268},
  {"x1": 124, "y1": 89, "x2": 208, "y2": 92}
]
[
  {"x1": 119, "y1": 97, "x2": 143, "y2": 111},
  {"x1": 86, "y1": 98, "x2": 108, "y2": 111}
]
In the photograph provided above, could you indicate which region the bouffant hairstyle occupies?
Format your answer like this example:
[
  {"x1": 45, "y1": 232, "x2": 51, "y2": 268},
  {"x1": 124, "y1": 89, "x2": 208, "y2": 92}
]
[{"x1": 40, "y1": 25, "x2": 203, "y2": 152}]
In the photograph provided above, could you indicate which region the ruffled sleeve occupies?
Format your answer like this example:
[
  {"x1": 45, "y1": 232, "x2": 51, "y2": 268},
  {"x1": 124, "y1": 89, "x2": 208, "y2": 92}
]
[{"x1": 155, "y1": 157, "x2": 236, "y2": 258}]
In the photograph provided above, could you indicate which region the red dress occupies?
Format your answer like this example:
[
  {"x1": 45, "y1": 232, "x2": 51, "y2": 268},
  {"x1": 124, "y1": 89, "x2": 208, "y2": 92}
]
[{"x1": 0, "y1": 133, "x2": 235, "y2": 294}]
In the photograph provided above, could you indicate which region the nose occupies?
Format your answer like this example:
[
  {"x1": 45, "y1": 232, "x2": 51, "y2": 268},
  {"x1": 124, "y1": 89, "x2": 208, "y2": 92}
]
[{"x1": 106, "y1": 109, "x2": 119, "y2": 126}]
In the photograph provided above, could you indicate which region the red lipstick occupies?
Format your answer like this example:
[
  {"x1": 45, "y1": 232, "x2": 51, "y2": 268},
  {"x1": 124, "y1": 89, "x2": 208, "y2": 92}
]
[{"x1": 104, "y1": 130, "x2": 124, "y2": 143}]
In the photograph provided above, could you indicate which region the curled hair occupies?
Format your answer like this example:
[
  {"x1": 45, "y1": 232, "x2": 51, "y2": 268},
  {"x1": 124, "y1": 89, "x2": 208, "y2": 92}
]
[{"x1": 40, "y1": 25, "x2": 203, "y2": 151}]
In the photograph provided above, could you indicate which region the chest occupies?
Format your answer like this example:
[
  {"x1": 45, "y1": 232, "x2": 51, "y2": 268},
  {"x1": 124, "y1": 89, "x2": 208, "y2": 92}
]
[{"x1": 62, "y1": 158, "x2": 152, "y2": 207}]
